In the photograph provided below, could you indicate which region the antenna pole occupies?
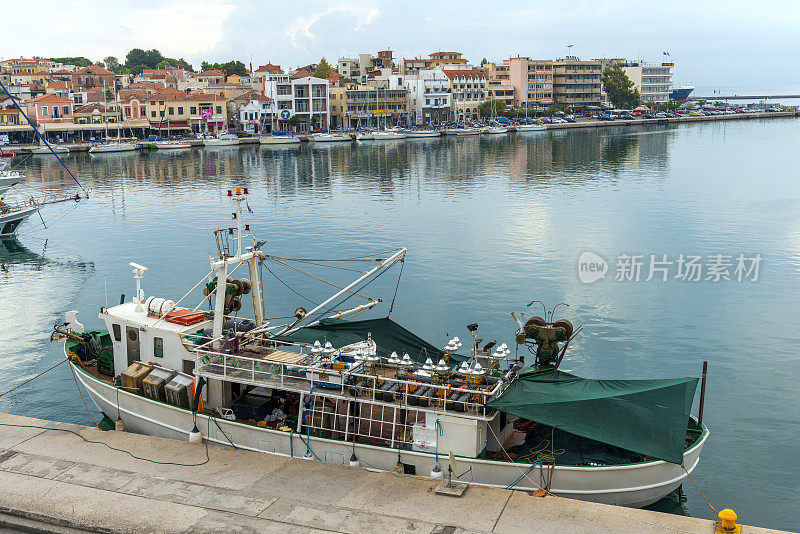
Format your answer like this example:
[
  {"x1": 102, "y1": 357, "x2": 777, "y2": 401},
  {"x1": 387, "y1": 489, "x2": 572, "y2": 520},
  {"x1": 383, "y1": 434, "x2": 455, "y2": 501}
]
[{"x1": 698, "y1": 361, "x2": 708, "y2": 425}]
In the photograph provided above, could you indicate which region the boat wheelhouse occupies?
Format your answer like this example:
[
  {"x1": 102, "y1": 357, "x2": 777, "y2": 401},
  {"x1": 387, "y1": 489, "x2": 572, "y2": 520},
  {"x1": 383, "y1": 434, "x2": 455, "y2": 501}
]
[{"x1": 56, "y1": 188, "x2": 709, "y2": 508}]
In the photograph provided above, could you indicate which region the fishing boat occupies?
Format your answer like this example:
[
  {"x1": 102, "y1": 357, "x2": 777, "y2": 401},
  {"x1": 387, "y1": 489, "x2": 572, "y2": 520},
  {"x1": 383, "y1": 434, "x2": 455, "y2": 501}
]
[
  {"x1": 259, "y1": 135, "x2": 301, "y2": 146},
  {"x1": 309, "y1": 132, "x2": 353, "y2": 143},
  {"x1": 54, "y1": 189, "x2": 709, "y2": 509},
  {"x1": 406, "y1": 130, "x2": 441, "y2": 138}
]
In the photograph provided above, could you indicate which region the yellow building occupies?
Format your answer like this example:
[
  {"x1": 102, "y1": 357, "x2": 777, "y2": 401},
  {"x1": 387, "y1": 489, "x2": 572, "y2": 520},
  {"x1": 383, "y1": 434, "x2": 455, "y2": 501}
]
[
  {"x1": 145, "y1": 87, "x2": 229, "y2": 135},
  {"x1": 553, "y1": 58, "x2": 602, "y2": 108},
  {"x1": 329, "y1": 85, "x2": 409, "y2": 129}
]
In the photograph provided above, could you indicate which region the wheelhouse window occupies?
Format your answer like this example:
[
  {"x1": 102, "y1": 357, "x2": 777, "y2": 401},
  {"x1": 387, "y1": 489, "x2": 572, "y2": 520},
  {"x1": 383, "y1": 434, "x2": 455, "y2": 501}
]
[
  {"x1": 112, "y1": 324, "x2": 121, "y2": 342},
  {"x1": 154, "y1": 337, "x2": 164, "y2": 358}
]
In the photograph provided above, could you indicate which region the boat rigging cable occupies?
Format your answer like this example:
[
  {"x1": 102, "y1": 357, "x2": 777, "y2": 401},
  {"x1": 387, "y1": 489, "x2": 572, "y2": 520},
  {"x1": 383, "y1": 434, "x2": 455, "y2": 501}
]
[{"x1": 0, "y1": 78, "x2": 87, "y2": 195}]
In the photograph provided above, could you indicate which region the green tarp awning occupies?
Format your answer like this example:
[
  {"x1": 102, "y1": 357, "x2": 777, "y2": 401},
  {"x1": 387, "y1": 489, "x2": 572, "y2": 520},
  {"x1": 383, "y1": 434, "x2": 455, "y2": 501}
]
[
  {"x1": 487, "y1": 369, "x2": 698, "y2": 464},
  {"x1": 279, "y1": 317, "x2": 468, "y2": 364}
]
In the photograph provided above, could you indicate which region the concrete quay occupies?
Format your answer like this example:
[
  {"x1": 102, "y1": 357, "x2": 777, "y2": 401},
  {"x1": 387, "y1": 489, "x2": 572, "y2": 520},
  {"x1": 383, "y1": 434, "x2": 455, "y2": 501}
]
[{"x1": 0, "y1": 413, "x2": 791, "y2": 534}]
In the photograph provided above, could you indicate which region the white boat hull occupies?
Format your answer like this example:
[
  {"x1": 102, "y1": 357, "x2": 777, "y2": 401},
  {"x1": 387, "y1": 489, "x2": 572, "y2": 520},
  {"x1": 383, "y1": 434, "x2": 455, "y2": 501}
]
[
  {"x1": 89, "y1": 143, "x2": 137, "y2": 153},
  {"x1": 155, "y1": 142, "x2": 192, "y2": 149},
  {"x1": 31, "y1": 146, "x2": 68, "y2": 154},
  {"x1": 259, "y1": 136, "x2": 301, "y2": 145},
  {"x1": 73, "y1": 362, "x2": 707, "y2": 508},
  {"x1": 482, "y1": 127, "x2": 508, "y2": 135},
  {"x1": 203, "y1": 139, "x2": 240, "y2": 147},
  {"x1": 516, "y1": 124, "x2": 546, "y2": 132},
  {"x1": 310, "y1": 134, "x2": 353, "y2": 143},
  {"x1": 0, "y1": 204, "x2": 39, "y2": 238},
  {"x1": 371, "y1": 132, "x2": 407, "y2": 140},
  {"x1": 455, "y1": 129, "x2": 481, "y2": 136},
  {"x1": 406, "y1": 131, "x2": 441, "y2": 138},
  {"x1": 0, "y1": 173, "x2": 22, "y2": 196}
]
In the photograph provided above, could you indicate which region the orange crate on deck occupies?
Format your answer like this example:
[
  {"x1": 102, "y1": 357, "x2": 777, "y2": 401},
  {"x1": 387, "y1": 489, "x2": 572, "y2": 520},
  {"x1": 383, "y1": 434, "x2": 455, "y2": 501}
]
[{"x1": 164, "y1": 309, "x2": 206, "y2": 326}]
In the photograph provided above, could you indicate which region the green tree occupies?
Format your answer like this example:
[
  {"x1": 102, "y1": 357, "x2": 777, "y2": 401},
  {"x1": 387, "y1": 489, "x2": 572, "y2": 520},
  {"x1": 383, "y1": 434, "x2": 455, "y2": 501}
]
[
  {"x1": 480, "y1": 58, "x2": 488, "y2": 67},
  {"x1": 601, "y1": 63, "x2": 641, "y2": 109},
  {"x1": 49, "y1": 56, "x2": 93, "y2": 67},
  {"x1": 546, "y1": 103, "x2": 563, "y2": 116},
  {"x1": 314, "y1": 58, "x2": 331, "y2": 79},
  {"x1": 478, "y1": 98, "x2": 506, "y2": 118},
  {"x1": 287, "y1": 115, "x2": 300, "y2": 131},
  {"x1": 200, "y1": 60, "x2": 247, "y2": 77},
  {"x1": 125, "y1": 48, "x2": 165, "y2": 73},
  {"x1": 103, "y1": 56, "x2": 122, "y2": 72}
]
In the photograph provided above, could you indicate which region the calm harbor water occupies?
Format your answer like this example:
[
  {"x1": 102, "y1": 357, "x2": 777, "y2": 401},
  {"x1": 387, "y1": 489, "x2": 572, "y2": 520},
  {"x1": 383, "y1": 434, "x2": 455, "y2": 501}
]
[{"x1": 1, "y1": 118, "x2": 799, "y2": 530}]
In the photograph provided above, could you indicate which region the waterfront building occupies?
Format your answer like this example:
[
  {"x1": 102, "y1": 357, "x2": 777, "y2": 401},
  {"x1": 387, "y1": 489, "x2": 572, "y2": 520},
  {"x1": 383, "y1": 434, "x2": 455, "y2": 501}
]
[
  {"x1": 144, "y1": 87, "x2": 228, "y2": 135},
  {"x1": 193, "y1": 69, "x2": 225, "y2": 85},
  {"x1": 0, "y1": 109, "x2": 22, "y2": 127},
  {"x1": 25, "y1": 94, "x2": 73, "y2": 124},
  {"x1": 265, "y1": 73, "x2": 330, "y2": 132},
  {"x1": 621, "y1": 61, "x2": 673, "y2": 104},
  {"x1": 329, "y1": 84, "x2": 408, "y2": 129},
  {"x1": 553, "y1": 57, "x2": 602, "y2": 109},
  {"x1": 337, "y1": 51, "x2": 393, "y2": 82},
  {"x1": 119, "y1": 94, "x2": 148, "y2": 122},
  {"x1": 237, "y1": 95, "x2": 274, "y2": 133},
  {"x1": 401, "y1": 69, "x2": 451, "y2": 125},
  {"x1": 443, "y1": 69, "x2": 488, "y2": 122},
  {"x1": 73, "y1": 104, "x2": 118, "y2": 125},
  {"x1": 399, "y1": 51, "x2": 468, "y2": 75},
  {"x1": 506, "y1": 57, "x2": 554, "y2": 109},
  {"x1": 71, "y1": 66, "x2": 116, "y2": 90}
]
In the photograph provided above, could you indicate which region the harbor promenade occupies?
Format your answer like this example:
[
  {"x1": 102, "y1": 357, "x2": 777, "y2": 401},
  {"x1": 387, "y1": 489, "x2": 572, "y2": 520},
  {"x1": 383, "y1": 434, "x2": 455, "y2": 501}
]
[{"x1": 0, "y1": 412, "x2": 790, "y2": 534}]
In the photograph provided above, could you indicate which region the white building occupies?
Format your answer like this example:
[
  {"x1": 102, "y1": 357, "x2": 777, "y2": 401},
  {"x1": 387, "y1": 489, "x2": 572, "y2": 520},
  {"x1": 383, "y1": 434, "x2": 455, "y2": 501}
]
[
  {"x1": 238, "y1": 96, "x2": 274, "y2": 133},
  {"x1": 264, "y1": 73, "x2": 330, "y2": 132},
  {"x1": 442, "y1": 69, "x2": 488, "y2": 122},
  {"x1": 400, "y1": 69, "x2": 452, "y2": 125},
  {"x1": 621, "y1": 61, "x2": 673, "y2": 104}
]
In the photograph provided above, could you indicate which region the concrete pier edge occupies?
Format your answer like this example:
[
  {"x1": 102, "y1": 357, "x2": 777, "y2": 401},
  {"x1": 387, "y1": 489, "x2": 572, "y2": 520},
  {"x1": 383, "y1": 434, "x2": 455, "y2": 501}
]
[{"x1": 0, "y1": 412, "x2": 792, "y2": 534}]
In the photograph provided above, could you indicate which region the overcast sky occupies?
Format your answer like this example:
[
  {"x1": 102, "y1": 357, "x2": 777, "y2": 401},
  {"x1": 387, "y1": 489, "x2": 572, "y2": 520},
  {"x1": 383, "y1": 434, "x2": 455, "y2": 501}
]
[{"x1": 3, "y1": 0, "x2": 798, "y2": 87}]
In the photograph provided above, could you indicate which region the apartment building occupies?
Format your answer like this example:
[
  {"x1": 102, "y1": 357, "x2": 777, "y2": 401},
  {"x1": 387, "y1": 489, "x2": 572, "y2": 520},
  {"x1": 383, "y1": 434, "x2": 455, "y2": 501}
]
[
  {"x1": 443, "y1": 69, "x2": 487, "y2": 121},
  {"x1": 401, "y1": 69, "x2": 451, "y2": 125},
  {"x1": 329, "y1": 85, "x2": 408, "y2": 129},
  {"x1": 145, "y1": 87, "x2": 228, "y2": 135},
  {"x1": 337, "y1": 50, "x2": 393, "y2": 82},
  {"x1": 553, "y1": 57, "x2": 602, "y2": 108},
  {"x1": 71, "y1": 66, "x2": 116, "y2": 90},
  {"x1": 25, "y1": 94, "x2": 73, "y2": 124},
  {"x1": 507, "y1": 57, "x2": 554, "y2": 108},
  {"x1": 621, "y1": 61, "x2": 673, "y2": 104},
  {"x1": 399, "y1": 51, "x2": 468, "y2": 75},
  {"x1": 267, "y1": 74, "x2": 330, "y2": 132}
]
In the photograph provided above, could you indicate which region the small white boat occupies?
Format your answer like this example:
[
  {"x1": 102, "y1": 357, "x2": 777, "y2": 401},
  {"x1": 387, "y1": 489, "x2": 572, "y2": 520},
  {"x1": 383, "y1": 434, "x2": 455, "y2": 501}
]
[
  {"x1": 0, "y1": 201, "x2": 39, "y2": 238},
  {"x1": 371, "y1": 130, "x2": 406, "y2": 140},
  {"x1": 0, "y1": 170, "x2": 23, "y2": 196},
  {"x1": 203, "y1": 137, "x2": 240, "y2": 147},
  {"x1": 355, "y1": 131, "x2": 374, "y2": 141},
  {"x1": 155, "y1": 141, "x2": 192, "y2": 150},
  {"x1": 309, "y1": 132, "x2": 353, "y2": 143},
  {"x1": 89, "y1": 142, "x2": 138, "y2": 154},
  {"x1": 515, "y1": 123, "x2": 546, "y2": 132},
  {"x1": 259, "y1": 135, "x2": 301, "y2": 146},
  {"x1": 454, "y1": 128, "x2": 482, "y2": 136},
  {"x1": 406, "y1": 130, "x2": 441, "y2": 138},
  {"x1": 482, "y1": 126, "x2": 508, "y2": 135},
  {"x1": 31, "y1": 146, "x2": 68, "y2": 155}
]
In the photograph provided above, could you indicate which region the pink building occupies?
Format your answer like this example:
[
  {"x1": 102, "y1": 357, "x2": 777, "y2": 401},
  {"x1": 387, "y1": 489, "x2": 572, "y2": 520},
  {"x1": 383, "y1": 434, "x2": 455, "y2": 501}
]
[
  {"x1": 507, "y1": 57, "x2": 554, "y2": 108},
  {"x1": 25, "y1": 93, "x2": 73, "y2": 124}
]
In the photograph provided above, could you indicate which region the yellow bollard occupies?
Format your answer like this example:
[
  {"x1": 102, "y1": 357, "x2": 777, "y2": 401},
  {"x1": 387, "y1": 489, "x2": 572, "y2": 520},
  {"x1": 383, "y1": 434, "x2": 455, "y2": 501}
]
[{"x1": 715, "y1": 509, "x2": 740, "y2": 534}]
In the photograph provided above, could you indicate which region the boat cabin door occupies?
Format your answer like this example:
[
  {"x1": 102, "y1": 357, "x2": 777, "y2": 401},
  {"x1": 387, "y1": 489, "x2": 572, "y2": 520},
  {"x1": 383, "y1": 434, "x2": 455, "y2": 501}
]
[{"x1": 126, "y1": 326, "x2": 141, "y2": 366}]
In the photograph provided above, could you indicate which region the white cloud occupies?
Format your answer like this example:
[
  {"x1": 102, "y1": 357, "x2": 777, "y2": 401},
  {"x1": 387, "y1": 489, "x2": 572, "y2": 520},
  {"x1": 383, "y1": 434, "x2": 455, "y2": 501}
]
[{"x1": 285, "y1": 3, "x2": 379, "y2": 48}]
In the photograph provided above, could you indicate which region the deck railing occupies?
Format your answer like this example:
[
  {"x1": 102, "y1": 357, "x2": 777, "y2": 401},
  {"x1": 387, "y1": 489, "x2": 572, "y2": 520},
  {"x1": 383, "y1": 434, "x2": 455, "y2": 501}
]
[{"x1": 193, "y1": 337, "x2": 506, "y2": 420}]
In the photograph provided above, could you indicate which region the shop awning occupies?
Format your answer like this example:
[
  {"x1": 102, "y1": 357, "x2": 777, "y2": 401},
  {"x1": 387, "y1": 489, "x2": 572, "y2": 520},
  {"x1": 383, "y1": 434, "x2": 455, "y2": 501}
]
[{"x1": 487, "y1": 369, "x2": 698, "y2": 463}]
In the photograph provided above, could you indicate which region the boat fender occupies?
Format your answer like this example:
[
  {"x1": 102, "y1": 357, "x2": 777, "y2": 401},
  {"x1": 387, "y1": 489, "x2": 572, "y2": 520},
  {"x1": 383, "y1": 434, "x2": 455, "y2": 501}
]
[
  {"x1": 189, "y1": 425, "x2": 202, "y2": 444},
  {"x1": 115, "y1": 417, "x2": 126, "y2": 432}
]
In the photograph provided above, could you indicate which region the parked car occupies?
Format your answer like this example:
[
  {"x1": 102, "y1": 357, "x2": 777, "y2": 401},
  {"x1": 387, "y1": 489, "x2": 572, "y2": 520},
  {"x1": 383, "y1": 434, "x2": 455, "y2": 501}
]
[
  {"x1": 598, "y1": 114, "x2": 615, "y2": 121},
  {"x1": 564, "y1": 115, "x2": 576, "y2": 123},
  {"x1": 654, "y1": 112, "x2": 667, "y2": 118},
  {"x1": 620, "y1": 114, "x2": 635, "y2": 120},
  {"x1": 643, "y1": 113, "x2": 655, "y2": 119}
]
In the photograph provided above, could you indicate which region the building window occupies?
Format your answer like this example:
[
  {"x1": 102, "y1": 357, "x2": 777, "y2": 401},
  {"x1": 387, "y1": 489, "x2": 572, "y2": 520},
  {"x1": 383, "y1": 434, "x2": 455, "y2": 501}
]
[
  {"x1": 154, "y1": 337, "x2": 164, "y2": 358},
  {"x1": 190, "y1": 107, "x2": 197, "y2": 115},
  {"x1": 63, "y1": 106, "x2": 70, "y2": 115},
  {"x1": 42, "y1": 106, "x2": 48, "y2": 116},
  {"x1": 177, "y1": 106, "x2": 183, "y2": 114},
  {"x1": 216, "y1": 106, "x2": 222, "y2": 114},
  {"x1": 112, "y1": 324, "x2": 121, "y2": 342},
  {"x1": 159, "y1": 111, "x2": 164, "y2": 117},
  {"x1": 140, "y1": 107, "x2": 145, "y2": 116},
  {"x1": 168, "y1": 107, "x2": 174, "y2": 115}
]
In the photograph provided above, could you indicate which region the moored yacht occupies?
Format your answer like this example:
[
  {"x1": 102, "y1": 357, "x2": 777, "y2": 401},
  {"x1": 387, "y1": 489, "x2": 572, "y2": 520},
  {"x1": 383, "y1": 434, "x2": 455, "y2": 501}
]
[{"x1": 54, "y1": 188, "x2": 709, "y2": 509}]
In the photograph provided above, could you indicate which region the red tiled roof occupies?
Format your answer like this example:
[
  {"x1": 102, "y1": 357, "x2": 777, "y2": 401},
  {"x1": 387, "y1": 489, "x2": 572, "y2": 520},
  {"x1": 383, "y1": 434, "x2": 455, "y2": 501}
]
[
  {"x1": 442, "y1": 69, "x2": 486, "y2": 80},
  {"x1": 47, "y1": 81, "x2": 71, "y2": 90},
  {"x1": 208, "y1": 82, "x2": 239, "y2": 88},
  {"x1": 196, "y1": 69, "x2": 224, "y2": 77},
  {"x1": 74, "y1": 104, "x2": 111, "y2": 114},
  {"x1": 255, "y1": 63, "x2": 283, "y2": 75},
  {"x1": 148, "y1": 87, "x2": 189, "y2": 101},
  {"x1": 290, "y1": 68, "x2": 312, "y2": 80},
  {"x1": 73, "y1": 65, "x2": 116, "y2": 76},
  {"x1": 127, "y1": 82, "x2": 164, "y2": 90},
  {"x1": 27, "y1": 93, "x2": 72, "y2": 104}
]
